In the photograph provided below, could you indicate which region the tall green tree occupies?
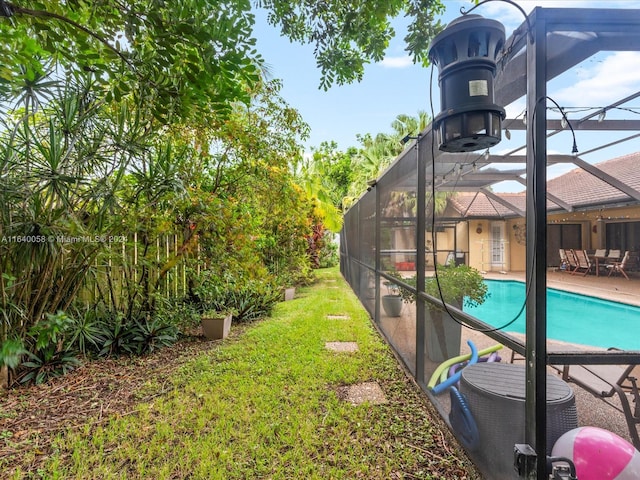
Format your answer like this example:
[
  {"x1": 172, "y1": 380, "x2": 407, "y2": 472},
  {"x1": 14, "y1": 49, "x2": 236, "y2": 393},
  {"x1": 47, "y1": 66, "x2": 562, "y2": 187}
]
[
  {"x1": 256, "y1": 0, "x2": 446, "y2": 89},
  {"x1": 390, "y1": 110, "x2": 429, "y2": 142},
  {"x1": 1, "y1": 0, "x2": 263, "y2": 125},
  {"x1": 2, "y1": 1, "x2": 447, "y2": 119},
  {"x1": 345, "y1": 112, "x2": 429, "y2": 206},
  {"x1": 295, "y1": 141, "x2": 356, "y2": 228},
  {"x1": 0, "y1": 72, "x2": 141, "y2": 339}
]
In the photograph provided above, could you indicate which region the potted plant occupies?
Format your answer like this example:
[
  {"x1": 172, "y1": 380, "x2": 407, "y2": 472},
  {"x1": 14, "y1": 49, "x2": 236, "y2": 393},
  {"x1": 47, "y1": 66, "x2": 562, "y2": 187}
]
[
  {"x1": 424, "y1": 263, "x2": 488, "y2": 362},
  {"x1": 201, "y1": 310, "x2": 233, "y2": 340},
  {"x1": 387, "y1": 263, "x2": 487, "y2": 361},
  {"x1": 381, "y1": 272, "x2": 405, "y2": 317}
]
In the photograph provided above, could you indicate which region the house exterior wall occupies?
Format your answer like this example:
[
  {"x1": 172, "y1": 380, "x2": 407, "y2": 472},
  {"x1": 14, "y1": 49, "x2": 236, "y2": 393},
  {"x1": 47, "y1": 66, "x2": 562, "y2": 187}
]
[
  {"x1": 508, "y1": 220, "x2": 527, "y2": 272},
  {"x1": 474, "y1": 204, "x2": 640, "y2": 273},
  {"x1": 393, "y1": 203, "x2": 640, "y2": 274},
  {"x1": 468, "y1": 221, "x2": 489, "y2": 272},
  {"x1": 548, "y1": 204, "x2": 640, "y2": 250}
]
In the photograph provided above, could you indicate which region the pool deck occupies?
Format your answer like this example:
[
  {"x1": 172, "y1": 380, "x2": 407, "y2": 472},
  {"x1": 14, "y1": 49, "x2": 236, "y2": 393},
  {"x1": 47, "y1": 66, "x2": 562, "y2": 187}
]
[
  {"x1": 462, "y1": 268, "x2": 640, "y2": 447},
  {"x1": 483, "y1": 268, "x2": 640, "y2": 307},
  {"x1": 381, "y1": 268, "x2": 640, "y2": 447}
]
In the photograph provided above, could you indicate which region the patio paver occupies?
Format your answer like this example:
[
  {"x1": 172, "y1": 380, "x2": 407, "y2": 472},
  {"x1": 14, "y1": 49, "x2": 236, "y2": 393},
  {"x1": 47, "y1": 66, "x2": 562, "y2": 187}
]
[
  {"x1": 325, "y1": 341, "x2": 359, "y2": 352},
  {"x1": 338, "y1": 381, "x2": 387, "y2": 405}
]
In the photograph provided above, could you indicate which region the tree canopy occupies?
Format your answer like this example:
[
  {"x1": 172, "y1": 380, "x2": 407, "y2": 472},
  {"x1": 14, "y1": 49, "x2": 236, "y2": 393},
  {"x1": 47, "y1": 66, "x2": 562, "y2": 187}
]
[
  {"x1": 256, "y1": 0, "x2": 446, "y2": 89},
  {"x1": 1, "y1": 0, "x2": 263, "y2": 125},
  {"x1": 1, "y1": 0, "x2": 447, "y2": 125}
]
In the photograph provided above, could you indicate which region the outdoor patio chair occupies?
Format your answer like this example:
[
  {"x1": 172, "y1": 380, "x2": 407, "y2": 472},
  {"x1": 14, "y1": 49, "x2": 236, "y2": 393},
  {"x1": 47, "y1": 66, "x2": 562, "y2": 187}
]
[
  {"x1": 565, "y1": 249, "x2": 579, "y2": 273},
  {"x1": 561, "y1": 356, "x2": 640, "y2": 450},
  {"x1": 559, "y1": 249, "x2": 570, "y2": 271},
  {"x1": 606, "y1": 249, "x2": 621, "y2": 262},
  {"x1": 572, "y1": 249, "x2": 593, "y2": 276},
  {"x1": 592, "y1": 249, "x2": 608, "y2": 275},
  {"x1": 607, "y1": 250, "x2": 631, "y2": 280}
]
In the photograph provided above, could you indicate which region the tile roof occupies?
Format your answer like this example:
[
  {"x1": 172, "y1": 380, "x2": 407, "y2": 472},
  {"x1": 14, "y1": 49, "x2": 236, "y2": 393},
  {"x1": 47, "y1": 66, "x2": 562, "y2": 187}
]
[
  {"x1": 447, "y1": 152, "x2": 640, "y2": 218},
  {"x1": 546, "y1": 151, "x2": 640, "y2": 210},
  {"x1": 448, "y1": 192, "x2": 525, "y2": 218}
]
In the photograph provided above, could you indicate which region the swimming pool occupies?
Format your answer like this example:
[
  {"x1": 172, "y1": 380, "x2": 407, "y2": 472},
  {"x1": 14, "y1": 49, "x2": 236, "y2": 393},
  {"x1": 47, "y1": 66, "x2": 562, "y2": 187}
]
[{"x1": 463, "y1": 280, "x2": 640, "y2": 350}]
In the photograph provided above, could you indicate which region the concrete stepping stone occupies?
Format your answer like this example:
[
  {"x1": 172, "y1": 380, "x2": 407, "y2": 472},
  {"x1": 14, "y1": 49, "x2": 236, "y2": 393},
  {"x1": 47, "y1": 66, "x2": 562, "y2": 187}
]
[
  {"x1": 337, "y1": 381, "x2": 387, "y2": 405},
  {"x1": 325, "y1": 341, "x2": 359, "y2": 352},
  {"x1": 326, "y1": 314, "x2": 350, "y2": 320}
]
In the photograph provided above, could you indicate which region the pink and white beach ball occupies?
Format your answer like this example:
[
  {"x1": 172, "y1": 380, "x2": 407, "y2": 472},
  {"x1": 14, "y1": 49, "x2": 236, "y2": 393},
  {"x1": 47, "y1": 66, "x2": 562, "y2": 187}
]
[{"x1": 552, "y1": 426, "x2": 640, "y2": 480}]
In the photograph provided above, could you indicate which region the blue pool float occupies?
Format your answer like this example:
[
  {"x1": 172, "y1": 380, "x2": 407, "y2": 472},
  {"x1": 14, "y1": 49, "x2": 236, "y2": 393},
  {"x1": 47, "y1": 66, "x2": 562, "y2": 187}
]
[
  {"x1": 431, "y1": 340, "x2": 479, "y2": 395},
  {"x1": 449, "y1": 386, "x2": 480, "y2": 451}
]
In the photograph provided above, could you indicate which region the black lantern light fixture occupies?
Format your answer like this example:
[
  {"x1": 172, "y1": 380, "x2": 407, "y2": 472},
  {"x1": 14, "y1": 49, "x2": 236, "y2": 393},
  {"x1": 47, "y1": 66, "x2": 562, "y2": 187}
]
[{"x1": 428, "y1": 14, "x2": 506, "y2": 153}]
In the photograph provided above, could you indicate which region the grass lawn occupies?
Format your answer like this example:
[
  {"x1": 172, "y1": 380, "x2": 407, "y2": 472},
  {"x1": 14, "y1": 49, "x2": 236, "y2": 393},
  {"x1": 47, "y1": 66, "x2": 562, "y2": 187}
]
[{"x1": 7, "y1": 267, "x2": 479, "y2": 479}]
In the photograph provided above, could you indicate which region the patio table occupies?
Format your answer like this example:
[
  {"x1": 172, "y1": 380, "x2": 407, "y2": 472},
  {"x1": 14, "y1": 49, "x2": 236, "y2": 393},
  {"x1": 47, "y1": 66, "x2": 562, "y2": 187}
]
[{"x1": 589, "y1": 255, "x2": 608, "y2": 277}]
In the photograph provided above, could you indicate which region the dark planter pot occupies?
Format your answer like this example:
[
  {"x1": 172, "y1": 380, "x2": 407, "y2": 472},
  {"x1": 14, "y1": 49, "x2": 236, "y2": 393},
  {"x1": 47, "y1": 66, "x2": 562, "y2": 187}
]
[
  {"x1": 425, "y1": 301, "x2": 462, "y2": 362},
  {"x1": 382, "y1": 295, "x2": 403, "y2": 317}
]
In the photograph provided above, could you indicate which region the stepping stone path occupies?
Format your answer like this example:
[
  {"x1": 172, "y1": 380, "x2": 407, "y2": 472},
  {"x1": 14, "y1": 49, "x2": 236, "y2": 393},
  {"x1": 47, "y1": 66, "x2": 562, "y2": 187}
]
[
  {"x1": 325, "y1": 341, "x2": 359, "y2": 352},
  {"x1": 325, "y1": 309, "x2": 386, "y2": 405},
  {"x1": 337, "y1": 381, "x2": 387, "y2": 405}
]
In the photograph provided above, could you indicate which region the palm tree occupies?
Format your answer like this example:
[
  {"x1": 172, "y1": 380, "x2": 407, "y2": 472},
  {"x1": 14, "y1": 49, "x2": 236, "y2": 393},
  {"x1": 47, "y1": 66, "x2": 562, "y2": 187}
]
[
  {"x1": 390, "y1": 111, "x2": 429, "y2": 145},
  {"x1": 345, "y1": 111, "x2": 454, "y2": 215}
]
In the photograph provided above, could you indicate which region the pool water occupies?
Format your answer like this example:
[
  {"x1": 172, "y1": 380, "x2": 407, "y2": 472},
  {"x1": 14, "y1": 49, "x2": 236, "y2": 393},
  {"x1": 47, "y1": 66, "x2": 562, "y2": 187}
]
[{"x1": 464, "y1": 280, "x2": 640, "y2": 350}]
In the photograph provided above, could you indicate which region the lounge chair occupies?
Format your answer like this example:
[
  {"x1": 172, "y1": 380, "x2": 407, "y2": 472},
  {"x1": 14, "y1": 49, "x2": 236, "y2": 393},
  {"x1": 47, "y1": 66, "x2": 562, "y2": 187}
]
[
  {"x1": 561, "y1": 356, "x2": 640, "y2": 450},
  {"x1": 572, "y1": 249, "x2": 593, "y2": 276},
  {"x1": 565, "y1": 249, "x2": 579, "y2": 273},
  {"x1": 607, "y1": 250, "x2": 631, "y2": 280},
  {"x1": 559, "y1": 249, "x2": 570, "y2": 271}
]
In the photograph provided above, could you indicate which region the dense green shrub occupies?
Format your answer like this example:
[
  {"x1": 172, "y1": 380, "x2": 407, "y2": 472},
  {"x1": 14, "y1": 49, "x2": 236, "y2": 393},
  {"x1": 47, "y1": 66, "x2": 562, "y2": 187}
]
[
  {"x1": 221, "y1": 278, "x2": 283, "y2": 322},
  {"x1": 133, "y1": 318, "x2": 179, "y2": 354},
  {"x1": 66, "y1": 306, "x2": 108, "y2": 357},
  {"x1": 318, "y1": 232, "x2": 339, "y2": 268},
  {"x1": 95, "y1": 313, "x2": 178, "y2": 357},
  {"x1": 192, "y1": 269, "x2": 282, "y2": 323},
  {"x1": 155, "y1": 297, "x2": 202, "y2": 331},
  {"x1": 18, "y1": 312, "x2": 82, "y2": 385}
]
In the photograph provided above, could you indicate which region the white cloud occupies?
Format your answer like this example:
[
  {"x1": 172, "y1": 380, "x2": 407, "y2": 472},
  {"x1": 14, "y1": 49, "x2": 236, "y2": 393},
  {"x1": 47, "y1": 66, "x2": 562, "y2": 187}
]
[
  {"x1": 552, "y1": 51, "x2": 640, "y2": 106},
  {"x1": 380, "y1": 56, "x2": 413, "y2": 69},
  {"x1": 505, "y1": 99, "x2": 526, "y2": 120}
]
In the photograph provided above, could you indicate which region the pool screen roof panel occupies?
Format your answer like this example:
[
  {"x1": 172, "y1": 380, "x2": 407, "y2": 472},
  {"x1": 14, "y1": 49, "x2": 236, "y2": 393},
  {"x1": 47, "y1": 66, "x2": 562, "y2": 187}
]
[{"x1": 372, "y1": 7, "x2": 640, "y2": 217}]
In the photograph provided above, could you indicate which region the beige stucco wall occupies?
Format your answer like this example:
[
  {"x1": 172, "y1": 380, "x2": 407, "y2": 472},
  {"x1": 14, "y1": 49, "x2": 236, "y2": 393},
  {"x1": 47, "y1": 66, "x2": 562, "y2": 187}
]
[
  {"x1": 383, "y1": 204, "x2": 638, "y2": 274},
  {"x1": 508, "y1": 219, "x2": 527, "y2": 271},
  {"x1": 487, "y1": 204, "x2": 639, "y2": 273}
]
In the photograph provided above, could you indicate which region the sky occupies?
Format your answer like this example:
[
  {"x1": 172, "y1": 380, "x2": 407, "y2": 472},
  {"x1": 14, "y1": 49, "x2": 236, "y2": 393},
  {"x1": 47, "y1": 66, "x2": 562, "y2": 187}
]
[{"x1": 251, "y1": 1, "x2": 640, "y2": 192}]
